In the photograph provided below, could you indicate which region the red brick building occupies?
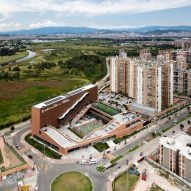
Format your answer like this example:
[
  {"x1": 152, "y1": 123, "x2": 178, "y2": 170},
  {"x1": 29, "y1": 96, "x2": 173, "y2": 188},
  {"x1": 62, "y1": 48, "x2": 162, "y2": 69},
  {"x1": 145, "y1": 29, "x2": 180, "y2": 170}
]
[{"x1": 31, "y1": 84, "x2": 143, "y2": 155}]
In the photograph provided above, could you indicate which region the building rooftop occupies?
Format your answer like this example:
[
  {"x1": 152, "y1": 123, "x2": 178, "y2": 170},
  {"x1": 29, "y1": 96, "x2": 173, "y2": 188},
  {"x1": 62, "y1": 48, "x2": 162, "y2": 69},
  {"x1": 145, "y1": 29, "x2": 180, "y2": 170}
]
[
  {"x1": 129, "y1": 103, "x2": 156, "y2": 116},
  {"x1": 42, "y1": 126, "x2": 76, "y2": 147},
  {"x1": 159, "y1": 132, "x2": 191, "y2": 160},
  {"x1": 33, "y1": 84, "x2": 96, "y2": 109}
]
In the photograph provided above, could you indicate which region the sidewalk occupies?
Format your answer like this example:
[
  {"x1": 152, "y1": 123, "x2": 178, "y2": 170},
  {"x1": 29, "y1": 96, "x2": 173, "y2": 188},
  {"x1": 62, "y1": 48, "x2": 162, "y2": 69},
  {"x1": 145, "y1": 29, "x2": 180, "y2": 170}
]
[{"x1": 134, "y1": 161, "x2": 181, "y2": 191}]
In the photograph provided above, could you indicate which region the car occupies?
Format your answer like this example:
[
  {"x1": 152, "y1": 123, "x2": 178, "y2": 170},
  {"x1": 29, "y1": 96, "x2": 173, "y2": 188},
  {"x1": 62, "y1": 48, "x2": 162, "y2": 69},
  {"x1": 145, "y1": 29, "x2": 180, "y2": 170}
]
[
  {"x1": 174, "y1": 119, "x2": 177, "y2": 123},
  {"x1": 27, "y1": 154, "x2": 33, "y2": 159},
  {"x1": 79, "y1": 160, "x2": 86, "y2": 165},
  {"x1": 88, "y1": 159, "x2": 97, "y2": 164}
]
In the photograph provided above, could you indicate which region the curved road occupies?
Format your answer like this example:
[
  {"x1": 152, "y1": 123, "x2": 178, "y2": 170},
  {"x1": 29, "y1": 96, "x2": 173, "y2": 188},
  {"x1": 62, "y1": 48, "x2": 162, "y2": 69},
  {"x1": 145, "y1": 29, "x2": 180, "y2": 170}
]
[
  {"x1": 8, "y1": 106, "x2": 191, "y2": 191},
  {"x1": 16, "y1": 50, "x2": 36, "y2": 63}
]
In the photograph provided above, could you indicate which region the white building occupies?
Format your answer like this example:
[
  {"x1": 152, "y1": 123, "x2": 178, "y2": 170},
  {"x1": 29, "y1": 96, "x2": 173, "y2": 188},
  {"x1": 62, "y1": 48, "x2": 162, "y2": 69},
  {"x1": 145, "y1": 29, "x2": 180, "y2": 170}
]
[{"x1": 159, "y1": 133, "x2": 191, "y2": 183}]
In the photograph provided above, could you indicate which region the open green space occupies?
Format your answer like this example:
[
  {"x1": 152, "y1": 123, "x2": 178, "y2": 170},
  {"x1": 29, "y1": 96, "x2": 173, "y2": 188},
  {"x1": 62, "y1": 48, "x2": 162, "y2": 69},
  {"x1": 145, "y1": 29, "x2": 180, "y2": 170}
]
[
  {"x1": 51, "y1": 171, "x2": 92, "y2": 191},
  {"x1": 0, "y1": 79, "x2": 86, "y2": 129},
  {"x1": 0, "y1": 51, "x2": 28, "y2": 64},
  {"x1": 149, "y1": 184, "x2": 164, "y2": 191},
  {"x1": 93, "y1": 102, "x2": 120, "y2": 116},
  {"x1": 113, "y1": 172, "x2": 139, "y2": 191},
  {"x1": 0, "y1": 39, "x2": 113, "y2": 129},
  {"x1": 25, "y1": 134, "x2": 62, "y2": 159},
  {"x1": 0, "y1": 39, "x2": 145, "y2": 129},
  {"x1": 93, "y1": 142, "x2": 109, "y2": 152}
]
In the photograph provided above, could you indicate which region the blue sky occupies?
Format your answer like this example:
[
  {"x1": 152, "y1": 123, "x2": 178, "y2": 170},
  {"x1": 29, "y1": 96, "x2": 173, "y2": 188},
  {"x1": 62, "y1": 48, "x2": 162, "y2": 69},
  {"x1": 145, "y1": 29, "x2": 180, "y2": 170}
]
[{"x1": 0, "y1": 0, "x2": 191, "y2": 31}]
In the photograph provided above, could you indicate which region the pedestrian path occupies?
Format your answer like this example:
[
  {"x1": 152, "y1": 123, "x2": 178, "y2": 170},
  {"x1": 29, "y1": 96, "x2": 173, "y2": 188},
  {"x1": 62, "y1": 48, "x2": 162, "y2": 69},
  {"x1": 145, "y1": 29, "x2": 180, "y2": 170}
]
[{"x1": 134, "y1": 161, "x2": 181, "y2": 191}]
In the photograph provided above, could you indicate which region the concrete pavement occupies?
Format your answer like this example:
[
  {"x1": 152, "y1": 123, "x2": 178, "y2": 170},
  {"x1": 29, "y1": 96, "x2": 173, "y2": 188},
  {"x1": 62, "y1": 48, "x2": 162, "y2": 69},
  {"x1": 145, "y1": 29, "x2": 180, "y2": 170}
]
[{"x1": 1, "y1": 104, "x2": 190, "y2": 191}]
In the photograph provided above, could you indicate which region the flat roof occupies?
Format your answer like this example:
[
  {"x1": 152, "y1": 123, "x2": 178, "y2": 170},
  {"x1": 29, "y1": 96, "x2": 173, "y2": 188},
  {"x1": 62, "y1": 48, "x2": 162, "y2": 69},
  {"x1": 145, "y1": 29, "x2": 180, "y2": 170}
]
[
  {"x1": 87, "y1": 112, "x2": 139, "y2": 138},
  {"x1": 42, "y1": 126, "x2": 75, "y2": 147},
  {"x1": 113, "y1": 113, "x2": 137, "y2": 123},
  {"x1": 129, "y1": 103, "x2": 156, "y2": 116},
  {"x1": 159, "y1": 132, "x2": 191, "y2": 160},
  {"x1": 33, "y1": 84, "x2": 96, "y2": 109}
]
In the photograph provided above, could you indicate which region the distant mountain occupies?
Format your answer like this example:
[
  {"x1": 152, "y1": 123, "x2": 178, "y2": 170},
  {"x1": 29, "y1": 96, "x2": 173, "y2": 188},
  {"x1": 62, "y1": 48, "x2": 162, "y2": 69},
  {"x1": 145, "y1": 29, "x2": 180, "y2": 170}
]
[
  {"x1": 0, "y1": 27, "x2": 99, "y2": 35},
  {"x1": 1, "y1": 25, "x2": 191, "y2": 35},
  {"x1": 142, "y1": 29, "x2": 188, "y2": 35},
  {"x1": 127, "y1": 26, "x2": 191, "y2": 33}
]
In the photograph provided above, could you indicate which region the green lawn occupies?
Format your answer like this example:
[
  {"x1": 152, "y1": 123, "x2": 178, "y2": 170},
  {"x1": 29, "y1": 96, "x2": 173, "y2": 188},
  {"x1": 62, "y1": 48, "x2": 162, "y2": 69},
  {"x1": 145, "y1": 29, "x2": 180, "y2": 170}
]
[
  {"x1": 0, "y1": 51, "x2": 28, "y2": 64},
  {"x1": 93, "y1": 102, "x2": 120, "y2": 116},
  {"x1": 113, "y1": 172, "x2": 139, "y2": 191},
  {"x1": 51, "y1": 171, "x2": 92, "y2": 191},
  {"x1": 149, "y1": 184, "x2": 164, "y2": 191}
]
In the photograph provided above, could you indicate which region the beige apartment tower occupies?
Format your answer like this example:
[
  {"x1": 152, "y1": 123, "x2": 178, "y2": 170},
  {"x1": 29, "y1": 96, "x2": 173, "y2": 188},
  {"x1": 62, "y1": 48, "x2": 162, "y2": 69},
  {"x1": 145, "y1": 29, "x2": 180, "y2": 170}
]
[{"x1": 108, "y1": 51, "x2": 174, "y2": 113}]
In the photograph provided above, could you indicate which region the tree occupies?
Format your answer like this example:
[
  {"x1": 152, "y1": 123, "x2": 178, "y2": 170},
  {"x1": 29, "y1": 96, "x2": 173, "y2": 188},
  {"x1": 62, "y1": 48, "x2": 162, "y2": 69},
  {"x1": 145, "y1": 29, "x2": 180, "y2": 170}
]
[{"x1": 10, "y1": 126, "x2": 15, "y2": 131}]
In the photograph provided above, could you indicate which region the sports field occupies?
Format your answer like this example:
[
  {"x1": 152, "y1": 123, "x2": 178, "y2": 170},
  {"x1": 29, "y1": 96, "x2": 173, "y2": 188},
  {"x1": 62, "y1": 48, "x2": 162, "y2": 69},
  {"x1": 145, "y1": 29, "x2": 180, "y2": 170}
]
[
  {"x1": 93, "y1": 102, "x2": 120, "y2": 116},
  {"x1": 71, "y1": 119, "x2": 102, "y2": 138}
]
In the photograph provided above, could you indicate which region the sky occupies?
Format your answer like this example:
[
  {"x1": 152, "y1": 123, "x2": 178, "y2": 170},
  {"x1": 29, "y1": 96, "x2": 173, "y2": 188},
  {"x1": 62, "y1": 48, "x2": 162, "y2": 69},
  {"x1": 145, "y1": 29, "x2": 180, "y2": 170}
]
[{"x1": 0, "y1": 0, "x2": 191, "y2": 31}]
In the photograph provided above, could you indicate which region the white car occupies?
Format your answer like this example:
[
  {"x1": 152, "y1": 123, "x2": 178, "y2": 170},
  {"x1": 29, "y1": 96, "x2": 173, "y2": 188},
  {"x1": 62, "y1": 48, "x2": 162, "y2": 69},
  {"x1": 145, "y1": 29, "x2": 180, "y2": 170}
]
[
  {"x1": 79, "y1": 160, "x2": 86, "y2": 165},
  {"x1": 88, "y1": 159, "x2": 97, "y2": 164}
]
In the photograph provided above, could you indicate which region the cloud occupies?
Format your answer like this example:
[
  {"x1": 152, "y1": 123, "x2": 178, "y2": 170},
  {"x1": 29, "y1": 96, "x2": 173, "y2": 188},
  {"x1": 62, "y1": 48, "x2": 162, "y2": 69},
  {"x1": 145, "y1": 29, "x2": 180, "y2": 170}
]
[
  {"x1": 0, "y1": 0, "x2": 191, "y2": 17},
  {"x1": 0, "y1": 22, "x2": 22, "y2": 30},
  {"x1": 29, "y1": 20, "x2": 59, "y2": 28}
]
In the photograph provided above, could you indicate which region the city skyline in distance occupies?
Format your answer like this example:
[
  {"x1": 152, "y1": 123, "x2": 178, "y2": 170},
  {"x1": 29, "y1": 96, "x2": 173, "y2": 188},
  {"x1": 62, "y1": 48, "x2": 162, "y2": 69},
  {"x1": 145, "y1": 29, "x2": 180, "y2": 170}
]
[{"x1": 0, "y1": 0, "x2": 191, "y2": 31}]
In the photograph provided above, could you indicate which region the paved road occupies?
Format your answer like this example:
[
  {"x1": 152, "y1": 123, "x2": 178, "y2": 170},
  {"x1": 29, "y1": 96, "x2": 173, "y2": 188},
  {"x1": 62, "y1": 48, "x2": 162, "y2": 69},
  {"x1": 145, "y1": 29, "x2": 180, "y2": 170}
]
[
  {"x1": 2, "y1": 106, "x2": 190, "y2": 191},
  {"x1": 16, "y1": 50, "x2": 36, "y2": 63}
]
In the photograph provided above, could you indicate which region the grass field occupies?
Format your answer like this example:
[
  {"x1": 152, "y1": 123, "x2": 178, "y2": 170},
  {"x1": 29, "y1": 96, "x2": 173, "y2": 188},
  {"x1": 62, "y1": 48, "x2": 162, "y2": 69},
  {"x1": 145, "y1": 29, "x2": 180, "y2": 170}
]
[
  {"x1": 113, "y1": 172, "x2": 139, "y2": 191},
  {"x1": 93, "y1": 102, "x2": 120, "y2": 116},
  {"x1": 0, "y1": 79, "x2": 87, "y2": 129},
  {"x1": 0, "y1": 51, "x2": 28, "y2": 64},
  {"x1": 51, "y1": 171, "x2": 92, "y2": 191}
]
